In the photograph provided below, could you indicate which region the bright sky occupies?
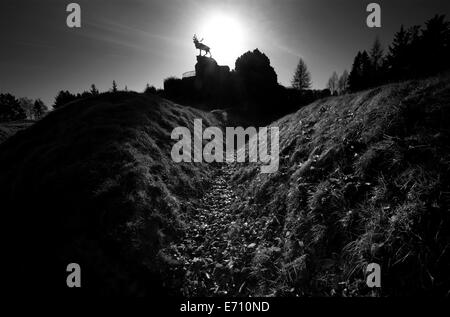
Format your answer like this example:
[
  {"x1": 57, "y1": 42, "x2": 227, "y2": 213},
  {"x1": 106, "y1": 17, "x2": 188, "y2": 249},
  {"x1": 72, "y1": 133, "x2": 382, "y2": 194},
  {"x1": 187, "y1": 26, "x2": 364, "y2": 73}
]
[
  {"x1": 196, "y1": 12, "x2": 247, "y2": 67},
  {"x1": 1, "y1": 0, "x2": 449, "y2": 105}
]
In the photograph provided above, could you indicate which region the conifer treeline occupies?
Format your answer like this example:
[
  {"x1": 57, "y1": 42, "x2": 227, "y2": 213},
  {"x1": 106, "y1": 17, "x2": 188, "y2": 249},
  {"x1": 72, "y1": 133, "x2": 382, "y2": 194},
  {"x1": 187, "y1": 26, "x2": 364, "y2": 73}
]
[{"x1": 327, "y1": 14, "x2": 450, "y2": 94}]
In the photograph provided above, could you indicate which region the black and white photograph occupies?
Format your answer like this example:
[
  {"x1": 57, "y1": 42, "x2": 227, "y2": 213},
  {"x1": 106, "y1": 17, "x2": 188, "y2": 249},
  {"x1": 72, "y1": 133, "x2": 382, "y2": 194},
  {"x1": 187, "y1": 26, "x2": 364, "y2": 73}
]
[{"x1": 1, "y1": 0, "x2": 449, "y2": 307}]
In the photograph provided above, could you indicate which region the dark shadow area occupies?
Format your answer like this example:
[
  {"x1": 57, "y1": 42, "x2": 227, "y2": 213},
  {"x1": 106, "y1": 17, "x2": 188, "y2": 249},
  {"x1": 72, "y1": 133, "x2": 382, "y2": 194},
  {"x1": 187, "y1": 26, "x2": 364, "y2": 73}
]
[
  {"x1": 162, "y1": 50, "x2": 329, "y2": 126},
  {"x1": 0, "y1": 92, "x2": 221, "y2": 296}
]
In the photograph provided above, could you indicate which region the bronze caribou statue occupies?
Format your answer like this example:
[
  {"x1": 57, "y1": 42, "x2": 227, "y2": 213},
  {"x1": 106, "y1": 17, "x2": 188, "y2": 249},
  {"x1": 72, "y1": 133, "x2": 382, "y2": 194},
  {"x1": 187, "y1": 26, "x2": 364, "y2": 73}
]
[{"x1": 193, "y1": 34, "x2": 212, "y2": 57}]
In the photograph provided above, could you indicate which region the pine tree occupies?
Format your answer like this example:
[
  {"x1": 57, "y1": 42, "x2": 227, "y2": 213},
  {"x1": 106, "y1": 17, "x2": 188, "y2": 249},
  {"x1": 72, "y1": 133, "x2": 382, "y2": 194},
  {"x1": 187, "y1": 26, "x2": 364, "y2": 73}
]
[
  {"x1": 90, "y1": 84, "x2": 99, "y2": 96},
  {"x1": 386, "y1": 25, "x2": 411, "y2": 80},
  {"x1": 33, "y1": 99, "x2": 48, "y2": 119},
  {"x1": 369, "y1": 37, "x2": 384, "y2": 86},
  {"x1": 348, "y1": 52, "x2": 362, "y2": 92},
  {"x1": 407, "y1": 25, "x2": 423, "y2": 78},
  {"x1": 360, "y1": 51, "x2": 372, "y2": 88},
  {"x1": 348, "y1": 51, "x2": 371, "y2": 92},
  {"x1": 54, "y1": 90, "x2": 77, "y2": 109},
  {"x1": 421, "y1": 14, "x2": 450, "y2": 75},
  {"x1": 112, "y1": 80, "x2": 118, "y2": 93},
  {"x1": 0, "y1": 93, "x2": 26, "y2": 122},
  {"x1": 145, "y1": 84, "x2": 157, "y2": 94},
  {"x1": 292, "y1": 58, "x2": 311, "y2": 90}
]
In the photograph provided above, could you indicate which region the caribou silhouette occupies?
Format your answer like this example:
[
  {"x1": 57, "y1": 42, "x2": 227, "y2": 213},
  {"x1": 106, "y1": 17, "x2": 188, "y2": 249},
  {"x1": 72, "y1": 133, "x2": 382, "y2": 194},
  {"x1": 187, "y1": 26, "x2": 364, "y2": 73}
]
[{"x1": 193, "y1": 34, "x2": 211, "y2": 57}]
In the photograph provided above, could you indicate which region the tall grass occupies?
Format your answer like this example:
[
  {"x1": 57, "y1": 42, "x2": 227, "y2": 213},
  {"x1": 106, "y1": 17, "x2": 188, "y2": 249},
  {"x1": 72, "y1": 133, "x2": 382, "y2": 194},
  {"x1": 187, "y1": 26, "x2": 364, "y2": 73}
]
[
  {"x1": 0, "y1": 92, "x2": 220, "y2": 295},
  {"x1": 231, "y1": 74, "x2": 450, "y2": 296}
]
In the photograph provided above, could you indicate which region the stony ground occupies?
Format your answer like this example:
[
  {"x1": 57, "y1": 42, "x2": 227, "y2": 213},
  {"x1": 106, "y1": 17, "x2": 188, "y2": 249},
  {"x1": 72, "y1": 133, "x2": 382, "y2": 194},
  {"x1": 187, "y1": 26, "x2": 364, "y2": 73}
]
[{"x1": 162, "y1": 162, "x2": 264, "y2": 296}]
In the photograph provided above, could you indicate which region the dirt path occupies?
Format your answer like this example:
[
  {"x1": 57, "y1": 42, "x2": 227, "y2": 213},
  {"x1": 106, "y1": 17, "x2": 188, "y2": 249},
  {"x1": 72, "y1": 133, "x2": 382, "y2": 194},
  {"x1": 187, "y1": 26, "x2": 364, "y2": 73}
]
[{"x1": 164, "y1": 163, "x2": 260, "y2": 296}]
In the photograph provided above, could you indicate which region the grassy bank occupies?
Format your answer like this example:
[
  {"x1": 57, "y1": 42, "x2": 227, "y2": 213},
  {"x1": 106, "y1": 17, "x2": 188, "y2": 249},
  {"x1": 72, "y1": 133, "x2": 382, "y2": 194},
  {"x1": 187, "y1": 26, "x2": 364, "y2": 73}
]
[
  {"x1": 230, "y1": 74, "x2": 450, "y2": 296},
  {"x1": 0, "y1": 120, "x2": 34, "y2": 143},
  {"x1": 0, "y1": 92, "x2": 220, "y2": 295}
]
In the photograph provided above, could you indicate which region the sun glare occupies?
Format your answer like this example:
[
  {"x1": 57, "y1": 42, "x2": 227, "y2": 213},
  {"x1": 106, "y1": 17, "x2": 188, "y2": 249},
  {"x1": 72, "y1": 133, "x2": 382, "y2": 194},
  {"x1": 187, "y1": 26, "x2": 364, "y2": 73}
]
[{"x1": 197, "y1": 13, "x2": 246, "y2": 68}]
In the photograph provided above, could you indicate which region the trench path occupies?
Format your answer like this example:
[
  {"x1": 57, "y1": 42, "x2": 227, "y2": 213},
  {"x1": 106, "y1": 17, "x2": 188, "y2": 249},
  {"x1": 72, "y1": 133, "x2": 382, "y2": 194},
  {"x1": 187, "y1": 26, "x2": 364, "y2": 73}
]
[{"x1": 164, "y1": 163, "x2": 262, "y2": 296}]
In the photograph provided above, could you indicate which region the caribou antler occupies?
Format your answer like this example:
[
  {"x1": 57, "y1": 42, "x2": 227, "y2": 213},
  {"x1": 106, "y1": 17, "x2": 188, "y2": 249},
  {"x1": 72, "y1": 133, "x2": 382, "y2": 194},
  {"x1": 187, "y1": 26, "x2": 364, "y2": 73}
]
[
  {"x1": 193, "y1": 34, "x2": 204, "y2": 42},
  {"x1": 193, "y1": 34, "x2": 211, "y2": 57}
]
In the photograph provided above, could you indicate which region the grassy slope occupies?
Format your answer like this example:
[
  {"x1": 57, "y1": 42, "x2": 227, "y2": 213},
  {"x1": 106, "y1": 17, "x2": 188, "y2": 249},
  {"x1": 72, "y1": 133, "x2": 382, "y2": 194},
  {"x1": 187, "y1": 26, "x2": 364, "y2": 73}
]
[
  {"x1": 231, "y1": 74, "x2": 450, "y2": 296},
  {"x1": 0, "y1": 120, "x2": 34, "y2": 143},
  {"x1": 0, "y1": 92, "x2": 220, "y2": 295}
]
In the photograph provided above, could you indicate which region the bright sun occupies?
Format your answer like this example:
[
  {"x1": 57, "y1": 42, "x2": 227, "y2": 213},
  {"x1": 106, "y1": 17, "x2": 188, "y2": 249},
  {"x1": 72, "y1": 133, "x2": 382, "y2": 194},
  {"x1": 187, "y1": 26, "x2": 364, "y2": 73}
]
[{"x1": 197, "y1": 13, "x2": 246, "y2": 68}]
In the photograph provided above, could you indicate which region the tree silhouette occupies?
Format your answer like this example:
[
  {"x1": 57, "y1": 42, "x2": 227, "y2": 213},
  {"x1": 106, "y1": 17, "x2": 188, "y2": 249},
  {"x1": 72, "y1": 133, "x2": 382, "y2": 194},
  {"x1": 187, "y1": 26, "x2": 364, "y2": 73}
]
[
  {"x1": 386, "y1": 25, "x2": 411, "y2": 80},
  {"x1": 0, "y1": 93, "x2": 26, "y2": 122},
  {"x1": 163, "y1": 77, "x2": 183, "y2": 99},
  {"x1": 348, "y1": 51, "x2": 372, "y2": 92},
  {"x1": 54, "y1": 90, "x2": 77, "y2": 109},
  {"x1": 33, "y1": 99, "x2": 48, "y2": 119},
  {"x1": 90, "y1": 84, "x2": 99, "y2": 96},
  {"x1": 420, "y1": 14, "x2": 450, "y2": 75},
  {"x1": 369, "y1": 37, "x2": 385, "y2": 86},
  {"x1": 370, "y1": 37, "x2": 384, "y2": 71},
  {"x1": 338, "y1": 70, "x2": 349, "y2": 95},
  {"x1": 235, "y1": 49, "x2": 278, "y2": 88},
  {"x1": 18, "y1": 97, "x2": 34, "y2": 119},
  {"x1": 112, "y1": 80, "x2": 118, "y2": 93},
  {"x1": 353, "y1": 14, "x2": 450, "y2": 87},
  {"x1": 292, "y1": 58, "x2": 311, "y2": 90},
  {"x1": 145, "y1": 84, "x2": 157, "y2": 95},
  {"x1": 327, "y1": 71, "x2": 339, "y2": 95},
  {"x1": 235, "y1": 49, "x2": 278, "y2": 113}
]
